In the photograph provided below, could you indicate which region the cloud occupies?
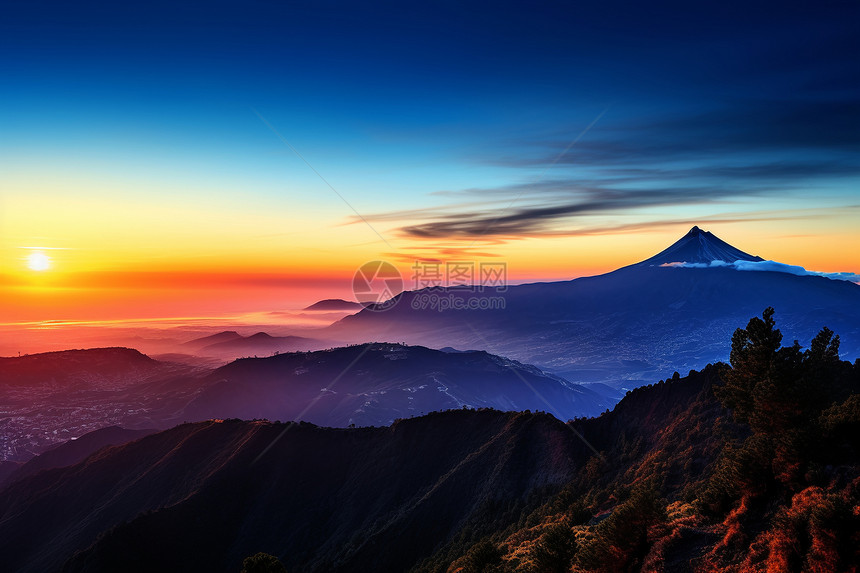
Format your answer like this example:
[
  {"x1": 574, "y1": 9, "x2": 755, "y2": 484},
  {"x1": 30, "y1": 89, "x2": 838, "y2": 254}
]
[
  {"x1": 659, "y1": 260, "x2": 860, "y2": 284},
  {"x1": 357, "y1": 201, "x2": 843, "y2": 245},
  {"x1": 398, "y1": 188, "x2": 824, "y2": 241},
  {"x1": 350, "y1": 81, "x2": 860, "y2": 246},
  {"x1": 356, "y1": 100, "x2": 860, "y2": 243}
]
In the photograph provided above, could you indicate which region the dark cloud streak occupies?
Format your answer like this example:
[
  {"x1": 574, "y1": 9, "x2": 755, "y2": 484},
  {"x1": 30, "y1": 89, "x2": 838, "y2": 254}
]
[
  {"x1": 397, "y1": 187, "x2": 773, "y2": 239},
  {"x1": 380, "y1": 96, "x2": 860, "y2": 241}
]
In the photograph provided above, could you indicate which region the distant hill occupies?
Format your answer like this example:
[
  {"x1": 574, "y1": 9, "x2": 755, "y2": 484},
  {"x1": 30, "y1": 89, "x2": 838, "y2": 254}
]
[
  {"x1": 0, "y1": 348, "x2": 204, "y2": 463},
  {"x1": 326, "y1": 227, "x2": 860, "y2": 388},
  {"x1": 184, "y1": 331, "x2": 333, "y2": 359},
  {"x1": 0, "y1": 347, "x2": 158, "y2": 388},
  {"x1": 181, "y1": 343, "x2": 615, "y2": 426},
  {"x1": 181, "y1": 331, "x2": 243, "y2": 350},
  {"x1": 0, "y1": 341, "x2": 614, "y2": 467},
  {"x1": 303, "y1": 298, "x2": 363, "y2": 311}
]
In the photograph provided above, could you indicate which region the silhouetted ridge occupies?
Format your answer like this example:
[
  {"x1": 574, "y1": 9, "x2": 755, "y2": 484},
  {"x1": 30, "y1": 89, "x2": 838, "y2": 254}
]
[
  {"x1": 1, "y1": 426, "x2": 156, "y2": 487},
  {"x1": 186, "y1": 331, "x2": 331, "y2": 358},
  {"x1": 247, "y1": 332, "x2": 274, "y2": 340},
  {"x1": 0, "y1": 346, "x2": 153, "y2": 364},
  {"x1": 0, "y1": 347, "x2": 157, "y2": 387},
  {"x1": 182, "y1": 331, "x2": 243, "y2": 349},
  {"x1": 0, "y1": 410, "x2": 580, "y2": 573}
]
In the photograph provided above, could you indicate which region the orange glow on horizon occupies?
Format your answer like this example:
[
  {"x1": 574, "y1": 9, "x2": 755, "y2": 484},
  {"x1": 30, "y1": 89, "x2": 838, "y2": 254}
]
[{"x1": 3, "y1": 207, "x2": 859, "y2": 326}]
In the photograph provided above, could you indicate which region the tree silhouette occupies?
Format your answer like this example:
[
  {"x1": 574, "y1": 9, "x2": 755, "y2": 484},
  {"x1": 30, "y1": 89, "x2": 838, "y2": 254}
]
[
  {"x1": 716, "y1": 307, "x2": 782, "y2": 426},
  {"x1": 240, "y1": 552, "x2": 287, "y2": 573},
  {"x1": 708, "y1": 308, "x2": 857, "y2": 503},
  {"x1": 461, "y1": 539, "x2": 503, "y2": 572},
  {"x1": 577, "y1": 481, "x2": 666, "y2": 572},
  {"x1": 531, "y1": 523, "x2": 576, "y2": 573}
]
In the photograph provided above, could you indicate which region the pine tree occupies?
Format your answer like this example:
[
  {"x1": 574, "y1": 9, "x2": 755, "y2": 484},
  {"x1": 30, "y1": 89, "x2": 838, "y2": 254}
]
[{"x1": 240, "y1": 552, "x2": 287, "y2": 573}]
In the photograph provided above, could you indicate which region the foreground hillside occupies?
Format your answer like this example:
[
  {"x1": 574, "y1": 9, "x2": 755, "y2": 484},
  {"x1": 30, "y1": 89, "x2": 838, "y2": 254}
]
[
  {"x1": 0, "y1": 410, "x2": 579, "y2": 573},
  {"x1": 0, "y1": 311, "x2": 856, "y2": 572},
  {"x1": 423, "y1": 309, "x2": 860, "y2": 572}
]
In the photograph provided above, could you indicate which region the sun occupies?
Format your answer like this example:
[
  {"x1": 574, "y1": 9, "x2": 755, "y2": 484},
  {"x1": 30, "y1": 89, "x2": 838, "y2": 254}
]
[{"x1": 27, "y1": 252, "x2": 51, "y2": 271}]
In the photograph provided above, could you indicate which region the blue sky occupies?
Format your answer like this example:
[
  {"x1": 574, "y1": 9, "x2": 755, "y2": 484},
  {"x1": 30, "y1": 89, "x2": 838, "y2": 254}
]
[{"x1": 2, "y1": 0, "x2": 859, "y2": 294}]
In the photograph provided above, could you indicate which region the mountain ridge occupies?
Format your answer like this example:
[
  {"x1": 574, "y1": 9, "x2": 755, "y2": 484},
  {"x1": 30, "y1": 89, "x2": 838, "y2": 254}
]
[
  {"x1": 186, "y1": 331, "x2": 333, "y2": 359},
  {"x1": 325, "y1": 228, "x2": 860, "y2": 387},
  {"x1": 180, "y1": 342, "x2": 615, "y2": 426},
  {"x1": 2, "y1": 313, "x2": 856, "y2": 572},
  {"x1": 0, "y1": 409, "x2": 582, "y2": 573},
  {"x1": 0, "y1": 426, "x2": 157, "y2": 488}
]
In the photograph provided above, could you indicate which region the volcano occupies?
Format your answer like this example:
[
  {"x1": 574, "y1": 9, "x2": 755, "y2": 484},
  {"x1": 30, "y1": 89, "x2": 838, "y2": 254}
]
[
  {"x1": 325, "y1": 227, "x2": 860, "y2": 389},
  {"x1": 632, "y1": 225, "x2": 764, "y2": 267}
]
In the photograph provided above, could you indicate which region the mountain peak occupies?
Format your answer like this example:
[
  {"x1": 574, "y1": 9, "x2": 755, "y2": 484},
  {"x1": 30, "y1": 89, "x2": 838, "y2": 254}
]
[
  {"x1": 303, "y1": 298, "x2": 363, "y2": 311},
  {"x1": 635, "y1": 226, "x2": 764, "y2": 267},
  {"x1": 247, "y1": 332, "x2": 274, "y2": 340}
]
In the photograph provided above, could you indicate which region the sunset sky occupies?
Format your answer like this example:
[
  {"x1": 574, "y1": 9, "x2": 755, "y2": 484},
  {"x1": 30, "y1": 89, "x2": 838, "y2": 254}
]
[{"x1": 2, "y1": 1, "x2": 859, "y2": 324}]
